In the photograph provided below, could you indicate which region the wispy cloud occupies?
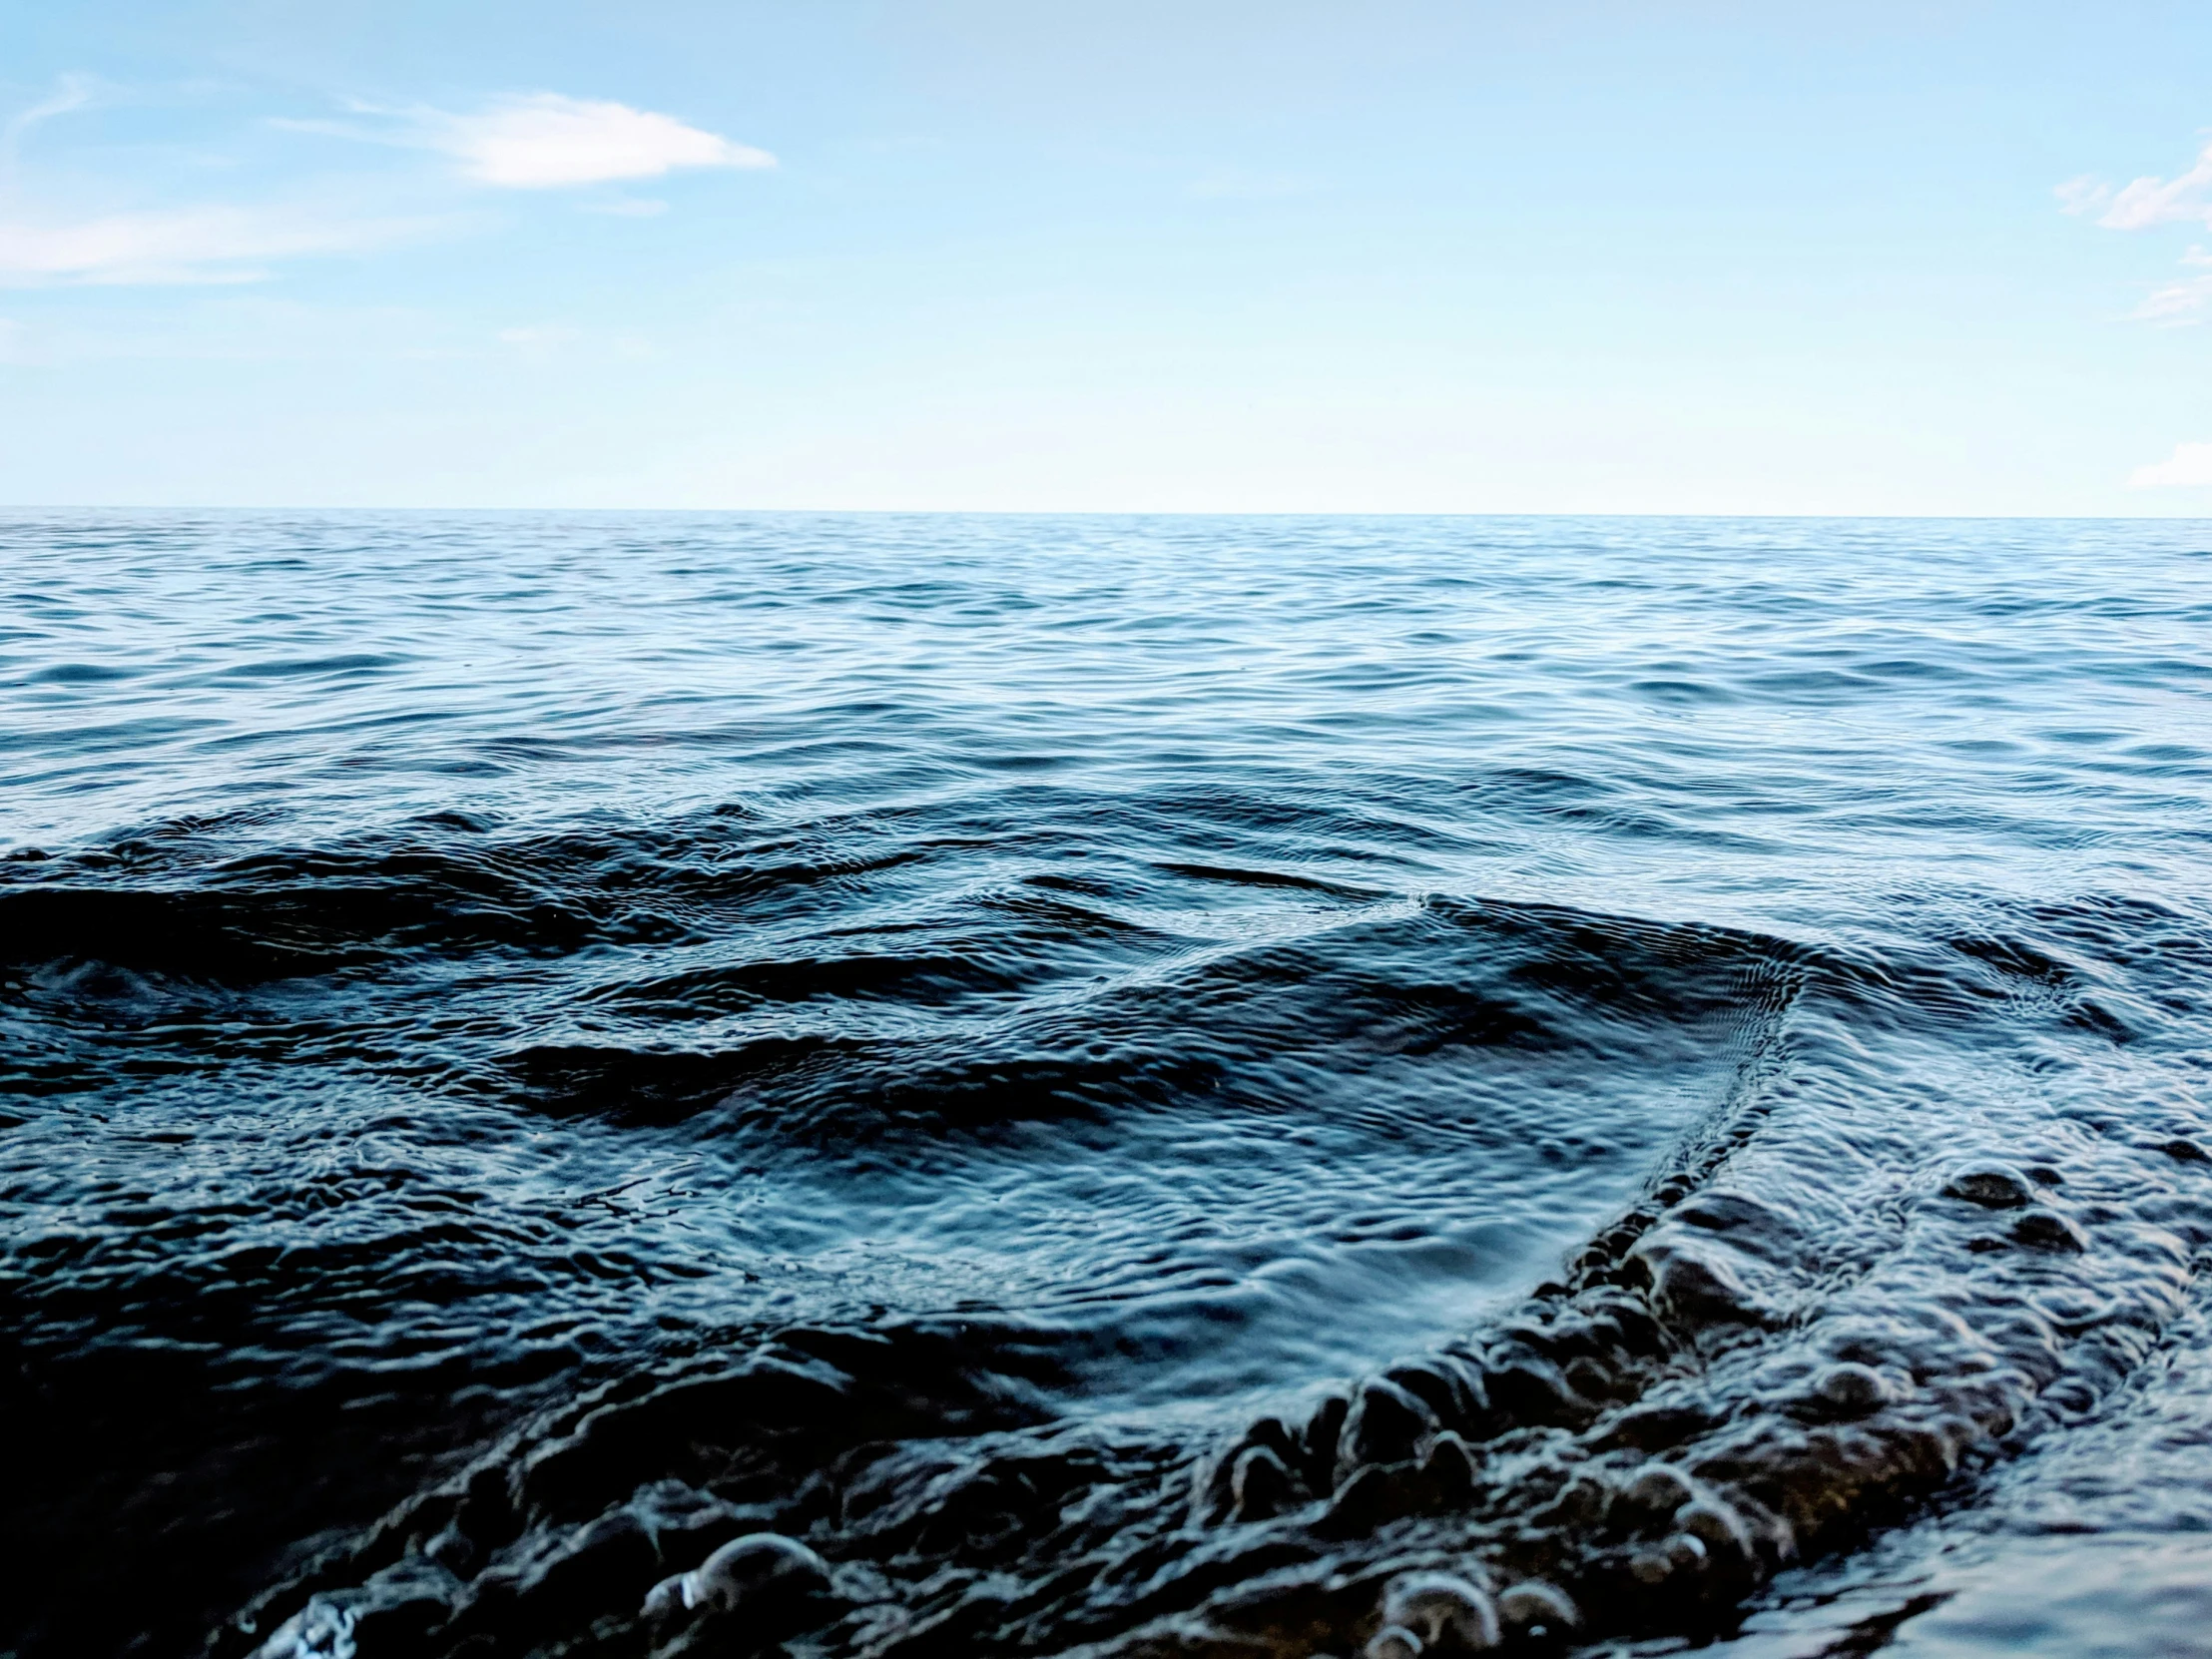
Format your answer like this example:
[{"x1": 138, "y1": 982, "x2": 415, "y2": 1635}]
[
  {"x1": 285, "y1": 94, "x2": 775, "y2": 190},
  {"x1": 2129, "y1": 440, "x2": 2212, "y2": 489},
  {"x1": 2064, "y1": 138, "x2": 2212, "y2": 323},
  {"x1": 1, "y1": 83, "x2": 744, "y2": 286},
  {"x1": 0, "y1": 77, "x2": 459, "y2": 285},
  {"x1": 2054, "y1": 175, "x2": 2112, "y2": 219},
  {"x1": 2087, "y1": 142, "x2": 2212, "y2": 231},
  {"x1": 0, "y1": 205, "x2": 439, "y2": 286},
  {"x1": 2061, "y1": 143, "x2": 2212, "y2": 231},
  {"x1": 2131, "y1": 249, "x2": 2212, "y2": 323},
  {"x1": 2, "y1": 74, "x2": 99, "y2": 166}
]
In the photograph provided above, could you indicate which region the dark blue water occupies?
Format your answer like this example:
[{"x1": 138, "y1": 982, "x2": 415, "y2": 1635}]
[{"x1": 3, "y1": 513, "x2": 2208, "y2": 1659}]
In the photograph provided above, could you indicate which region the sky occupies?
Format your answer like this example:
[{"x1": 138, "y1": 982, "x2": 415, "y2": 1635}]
[{"x1": 3, "y1": 1, "x2": 2212, "y2": 514}]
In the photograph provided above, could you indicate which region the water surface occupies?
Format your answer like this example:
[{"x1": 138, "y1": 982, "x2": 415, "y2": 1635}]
[{"x1": 2, "y1": 513, "x2": 2207, "y2": 1658}]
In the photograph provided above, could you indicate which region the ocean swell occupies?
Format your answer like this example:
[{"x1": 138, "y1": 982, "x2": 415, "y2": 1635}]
[{"x1": 2, "y1": 512, "x2": 2206, "y2": 1659}]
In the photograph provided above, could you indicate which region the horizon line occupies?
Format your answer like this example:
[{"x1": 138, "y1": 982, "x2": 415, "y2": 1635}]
[{"x1": 6, "y1": 503, "x2": 2212, "y2": 523}]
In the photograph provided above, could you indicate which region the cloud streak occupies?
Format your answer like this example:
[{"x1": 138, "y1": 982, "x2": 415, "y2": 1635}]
[
  {"x1": 0, "y1": 205, "x2": 439, "y2": 285},
  {"x1": 2, "y1": 74, "x2": 98, "y2": 165},
  {"x1": 287, "y1": 94, "x2": 775, "y2": 189}
]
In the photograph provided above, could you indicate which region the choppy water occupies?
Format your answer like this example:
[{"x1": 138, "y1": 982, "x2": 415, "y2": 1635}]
[{"x1": 2, "y1": 512, "x2": 2208, "y2": 1659}]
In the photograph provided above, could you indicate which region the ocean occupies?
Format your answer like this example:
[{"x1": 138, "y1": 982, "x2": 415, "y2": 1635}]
[{"x1": 3, "y1": 511, "x2": 2208, "y2": 1659}]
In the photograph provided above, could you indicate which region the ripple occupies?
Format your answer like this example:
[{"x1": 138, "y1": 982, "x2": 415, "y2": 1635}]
[{"x1": 0, "y1": 512, "x2": 2207, "y2": 1659}]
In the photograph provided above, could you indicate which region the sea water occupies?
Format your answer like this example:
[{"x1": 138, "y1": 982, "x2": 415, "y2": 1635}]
[{"x1": 2, "y1": 513, "x2": 2208, "y2": 1658}]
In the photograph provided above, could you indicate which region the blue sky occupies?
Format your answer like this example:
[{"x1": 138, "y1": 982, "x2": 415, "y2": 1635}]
[{"x1": 3, "y1": 1, "x2": 2211, "y2": 512}]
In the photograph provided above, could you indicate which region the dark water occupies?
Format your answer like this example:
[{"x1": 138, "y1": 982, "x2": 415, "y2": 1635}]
[{"x1": 2, "y1": 513, "x2": 2208, "y2": 1659}]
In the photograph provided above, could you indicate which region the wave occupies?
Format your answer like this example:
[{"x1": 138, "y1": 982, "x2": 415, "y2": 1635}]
[
  {"x1": 174, "y1": 864, "x2": 2212, "y2": 1659},
  {"x1": 214, "y1": 988, "x2": 2212, "y2": 1657},
  {"x1": 8, "y1": 514, "x2": 2210, "y2": 1659}
]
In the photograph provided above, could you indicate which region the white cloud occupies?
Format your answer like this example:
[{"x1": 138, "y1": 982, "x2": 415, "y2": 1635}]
[
  {"x1": 443, "y1": 95, "x2": 772, "y2": 187},
  {"x1": 2062, "y1": 144, "x2": 2212, "y2": 231},
  {"x1": 2054, "y1": 176, "x2": 2113, "y2": 218},
  {"x1": 0, "y1": 86, "x2": 740, "y2": 287},
  {"x1": 2066, "y1": 141, "x2": 2212, "y2": 323},
  {"x1": 2132, "y1": 250, "x2": 2212, "y2": 322},
  {"x1": 2128, "y1": 440, "x2": 2212, "y2": 489},
  {"x1": 0, "y1": 205, "x2": 436, "y2": 285},
  {"x1": 2096, "y1": 141, "x2": 2212, "y2": 231},
  {"x1": 291, "y1": 94, "x2": 774, "y2": 190}
]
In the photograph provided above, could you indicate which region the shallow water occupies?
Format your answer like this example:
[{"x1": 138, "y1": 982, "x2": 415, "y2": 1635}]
[{"x1": 1, "y1": 512, "x2": 2207, "y2": 1659}]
